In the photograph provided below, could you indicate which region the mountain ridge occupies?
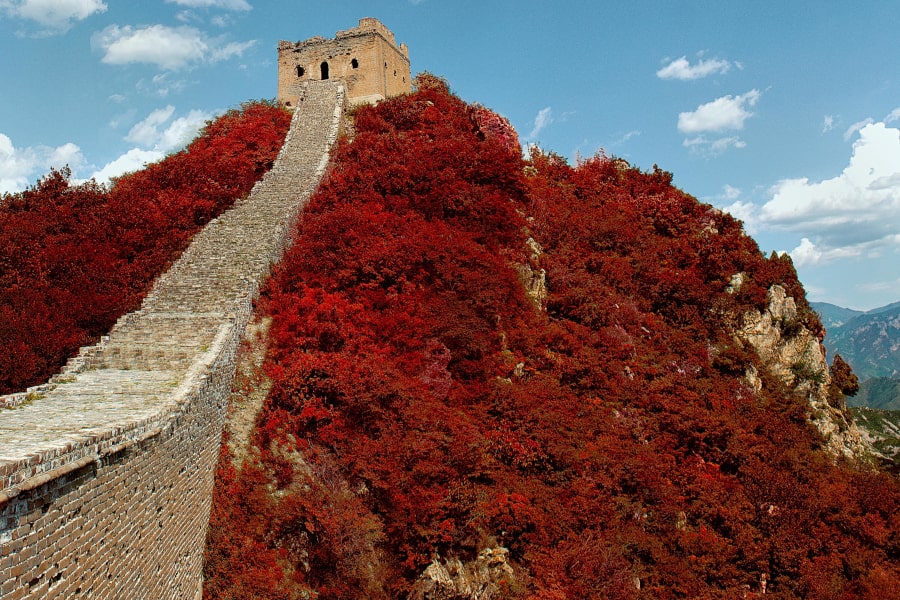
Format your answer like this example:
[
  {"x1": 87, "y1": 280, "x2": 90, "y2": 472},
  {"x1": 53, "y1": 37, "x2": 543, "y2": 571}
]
[{"x1": 813, "y1": 301, "x2": 900, "y2": 381}]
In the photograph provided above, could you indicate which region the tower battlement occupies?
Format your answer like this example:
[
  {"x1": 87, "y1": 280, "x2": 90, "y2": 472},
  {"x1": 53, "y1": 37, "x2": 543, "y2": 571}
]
[{"x1": 278, "y1": 18, "x2": 411, "y2": 107}]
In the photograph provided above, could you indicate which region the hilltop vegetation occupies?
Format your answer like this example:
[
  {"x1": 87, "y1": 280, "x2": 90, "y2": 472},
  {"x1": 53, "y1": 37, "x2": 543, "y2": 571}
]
[
  {"x1": 0, "y1": 101, "x2": 291, "y2": 394},
  {"x1": 204, "y1": 78, "x2": 900, "y2": 599}
]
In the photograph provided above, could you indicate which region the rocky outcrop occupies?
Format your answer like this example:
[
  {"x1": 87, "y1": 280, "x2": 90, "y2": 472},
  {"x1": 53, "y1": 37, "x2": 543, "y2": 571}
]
[
  {"x1": 515, "y1": 237, "x2": 547, "y2": 309},
  {"x1": 736, "y1": 284, "x2": 873, "y2": 462},
  {"x1": 408, "y1": 547, "x2": 517, "y2": 600}
]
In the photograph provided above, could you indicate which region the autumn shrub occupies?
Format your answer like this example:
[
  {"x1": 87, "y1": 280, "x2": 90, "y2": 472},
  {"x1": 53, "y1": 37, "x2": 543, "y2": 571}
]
[
  {"x1": 0, "y1": 100, "x2": 291, "y2": 393},
  {"x1": 206, "y1": 84, "x2": 900, "y2": 599}
]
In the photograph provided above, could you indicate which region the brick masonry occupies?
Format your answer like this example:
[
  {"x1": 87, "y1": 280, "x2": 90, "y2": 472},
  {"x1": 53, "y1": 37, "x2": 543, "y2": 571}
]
[
  {"x1": 278, "y1": 17, "x2": 410, "y2": 107},
  {"x1": 0, "y1": 81, "x2": 345, "y2": 599}
]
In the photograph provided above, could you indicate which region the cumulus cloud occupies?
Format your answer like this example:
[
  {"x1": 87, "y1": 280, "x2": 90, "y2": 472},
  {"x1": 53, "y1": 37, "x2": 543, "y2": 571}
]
[
  {"x1": 657, "y1": 55, "x2": 732, "y2": 80},
  {"x1": 126, "y1": 106, "x2": 212, "y2": 152},
  {"x1": 0, "y1": 133, "x2": 86, "y2": 193},
  {"x1": 734, "y1": 121, "x2": 900, "y2": 267},
  {"x1": 165, "y1": 0, "x2": 251, "y2": 9},
  {"x1": 89, "y1": 148, "x2": 164, "y2": 185},
  {"x1": 1, "y1": 0, "x2": 106, "y2": 32},
  {"x1": 91, "y1": 106, "x2": 214, "y2": 183},
  {"x1": 678, "y1": 90, "x2": 761, "y2": 134},
  {"x1": 94, "y1": 24, "x2": 254, "y2": 70}
]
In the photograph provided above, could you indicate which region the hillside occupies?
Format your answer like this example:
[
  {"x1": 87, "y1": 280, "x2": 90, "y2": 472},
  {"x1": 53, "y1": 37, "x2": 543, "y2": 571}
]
[
  {"x1": 811, "y1": 301, "x2": 865, "y2": 329},
  {"x1": 852, "y1": 407, "x2": 900, "y2": 466},
  {"x1": 203, "y1": 78, "x2": 900, "y2": 599},
  {"x1": 817, "y1": 302, "x2": 900, "y2": 381},
  {"x1": 852, "y1": 377, "x2": 900, "y2": 411},
  {"x1": 0, "y1": 101, "x2": 291, "y2": 394}
]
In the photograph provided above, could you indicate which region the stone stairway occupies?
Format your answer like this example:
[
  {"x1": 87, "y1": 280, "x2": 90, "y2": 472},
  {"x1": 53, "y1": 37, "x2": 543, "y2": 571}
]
[{"x1": 0, "y1": 80, "x2": 345, "y2": 485}]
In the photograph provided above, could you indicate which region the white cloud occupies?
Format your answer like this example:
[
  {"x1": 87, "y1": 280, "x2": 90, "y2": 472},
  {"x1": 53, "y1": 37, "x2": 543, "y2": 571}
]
[
  {"x1": 91, "y1": 106, "x2": 213, "y2": 184},
  {"x1": 740, "y1": 121, "x2": 900, "y2": 267},
  {"x1": 614, "y1": 130, "x2": 641, "y2": 145},
  {"x1": 94, "y1": 24, "x2": 254, "y2": 71},
  {"x1": 722, "y1": 184, "x2": 741, "y2": 201},
  {"x1": 126, "y1": 106, "x2": 177, "y2": 147},
  {"x1": 165, "y1": 0, "x2": 251, "y2": 9},
  {"x1": 126, "y1": 106, "x2": 213, "y2": 152},
  {"x1": 0, "y1": 133, "x2": 86, "y2": 193},
  {"x1": 788, "y1": 238, "x2": 865, "y2": 267},
  {"x1": 657, "y1": 55, "x2": 731, "y2": 81},
  {"x1": 2, "y1": 0, "x2": 106, "y2": 32},
  {"x1": 528, "y1": 107, "x2": 552, "y2": 139},
  {"x1": 209, "y1": 39, "x2": 256, "y2": 62},
  {"x1": 683, "y1": 135, "x2": 746, "y2": 156},
  {"x1": 823, "y1": 115, "x2": 834, "y2": 133},
  {"x1": 678, "y1": 90, "x2": 761, "y2": 134},
  {"x1": 843, "y1": 118, "x2": 873, "y2": 141},
  {"x1": 89, "y1": 148, "x2": 164, "y2": 185},
  {"x1": 884, "y1": 107, "x2": 900, "y2": 124},
  {"x1": 95, "y1": 25, "x2": 208, "y2": 70}
]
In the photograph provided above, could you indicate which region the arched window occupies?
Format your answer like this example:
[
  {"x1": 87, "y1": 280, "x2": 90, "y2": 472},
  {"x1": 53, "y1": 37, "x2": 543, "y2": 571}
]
[
  {"x1": 351, "y1": 58, "x2": 359, "y2": 69},
  {"x1": 296, "y1": 65, "x2": 305, "y2": 77},
  {"x1": 320, "y1": 61, "x2": 329, "y2": 80}
]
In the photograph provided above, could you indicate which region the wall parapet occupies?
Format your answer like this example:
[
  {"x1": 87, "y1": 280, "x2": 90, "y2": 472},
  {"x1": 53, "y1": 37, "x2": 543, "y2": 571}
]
[{"x1": 0, "y1": 81, "x2": 345, "y2": 599}]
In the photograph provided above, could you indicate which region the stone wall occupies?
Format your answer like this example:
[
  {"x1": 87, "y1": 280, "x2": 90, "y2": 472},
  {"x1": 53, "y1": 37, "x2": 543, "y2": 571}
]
[
  {"x1": 0, "y1": 81, "x2": 345, "y2": 599},
  {"x1": 278, "y1": 17, "x2": 410, "y2": 107}
]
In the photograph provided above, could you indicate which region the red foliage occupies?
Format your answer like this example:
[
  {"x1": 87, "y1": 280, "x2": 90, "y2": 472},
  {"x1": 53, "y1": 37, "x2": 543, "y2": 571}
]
[
  {"x1": 206, "y1": 85, "x2": 900, "y2": 599},
  {"x1": 0, "y1": 101, "x2": 291, "y2": 393}
]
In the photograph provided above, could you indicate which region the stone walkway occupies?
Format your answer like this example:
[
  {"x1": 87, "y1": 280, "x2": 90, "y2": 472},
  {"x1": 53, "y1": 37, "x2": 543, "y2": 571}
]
[{"x1": 0, "y1": 81, "x2": 345, "y2": 489}]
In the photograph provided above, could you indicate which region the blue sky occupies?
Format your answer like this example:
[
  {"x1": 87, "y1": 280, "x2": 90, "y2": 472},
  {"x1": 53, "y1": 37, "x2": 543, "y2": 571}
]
[{"x1": 1, "y1": 1, "x2": 898, "y2": 311}]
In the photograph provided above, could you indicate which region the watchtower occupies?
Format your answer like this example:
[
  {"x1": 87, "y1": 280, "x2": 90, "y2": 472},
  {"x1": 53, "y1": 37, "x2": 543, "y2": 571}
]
[{"x1": 278, "y1": 17, "x2": 411, "y2": 107}]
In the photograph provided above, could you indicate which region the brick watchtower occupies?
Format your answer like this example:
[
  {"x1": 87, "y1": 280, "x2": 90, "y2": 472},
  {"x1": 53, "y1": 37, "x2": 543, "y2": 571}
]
[{"x1": 278, "y1": 17, "x2": 411, "y2": 107}]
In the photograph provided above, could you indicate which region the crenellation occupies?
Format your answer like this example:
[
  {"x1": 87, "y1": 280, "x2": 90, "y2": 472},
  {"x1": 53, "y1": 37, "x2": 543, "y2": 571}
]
[
  {"x1": 0, "y1": 81, "x2": 346, "y2": 599},
  {"x1": 278, "y1": 17, "x2": 410, "y2": 107}
]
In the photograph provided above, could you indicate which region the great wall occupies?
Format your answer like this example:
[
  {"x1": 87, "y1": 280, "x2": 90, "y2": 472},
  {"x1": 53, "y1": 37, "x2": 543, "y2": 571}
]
[{"x1": 0, "y1": 80, "x2": 346, "y2": 599}]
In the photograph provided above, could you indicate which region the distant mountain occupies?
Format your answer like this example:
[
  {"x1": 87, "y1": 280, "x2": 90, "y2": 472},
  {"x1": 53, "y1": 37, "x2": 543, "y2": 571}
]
[
  {"x1": 814, "y1": 301, "x2": 900, "y2": 381},
  {"x1": 848, "y1": 377, "x2": 900, "y2": 410},
  {"x1": 811, "y1": 301, "x2": 864, "y2": 329}
]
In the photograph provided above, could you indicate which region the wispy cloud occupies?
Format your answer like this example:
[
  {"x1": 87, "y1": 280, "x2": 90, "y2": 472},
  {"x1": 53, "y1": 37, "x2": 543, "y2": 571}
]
[
  {"x1": 93, "y1": 24, "x2": 255, "y2": 71},
  {"x1": 822, "y1": 115, "x2": 834, "y2": 133},
  {"x1": 657, "y1": 55, "x2": 732, "y2": 81},
  {"x1": 528, "y1": 107, "x2": 553, "y2": 140},
  {"x1": 164, "y1": 0, "x2": 251, "y2": 10},
  {"x1": 884, "y1": 106, "x2": 900, "y2": 124},
  {"x1": 843, "y1": 118, "x2": 873, "y2": 141}
]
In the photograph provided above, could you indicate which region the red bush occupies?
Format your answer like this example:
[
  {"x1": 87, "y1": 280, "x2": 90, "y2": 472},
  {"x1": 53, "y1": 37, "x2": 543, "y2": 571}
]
[
  {"x1": 0, "y1": 100, "x2": 291, "y2": 393},
  {"x1": 206, "y1": 85, "x2": 900, "y2": 599}
]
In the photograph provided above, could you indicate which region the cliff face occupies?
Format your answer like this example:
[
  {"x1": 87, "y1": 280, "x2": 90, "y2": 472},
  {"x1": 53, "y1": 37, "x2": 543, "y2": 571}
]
[{"x1": 737, "y1": 284, "x2": 872, "y2": 461}]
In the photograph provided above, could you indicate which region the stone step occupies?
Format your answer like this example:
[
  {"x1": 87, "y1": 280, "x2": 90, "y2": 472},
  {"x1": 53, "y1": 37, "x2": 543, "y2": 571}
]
[{"x1": 1, "y1": 81, "x2": 346, "y2": 471}]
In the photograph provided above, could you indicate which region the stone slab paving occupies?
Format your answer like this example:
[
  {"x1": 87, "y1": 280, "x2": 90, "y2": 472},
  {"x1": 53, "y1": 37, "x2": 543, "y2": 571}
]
[{"x1": 0, "y1": 80, "x2": 346, "y2": 488}]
